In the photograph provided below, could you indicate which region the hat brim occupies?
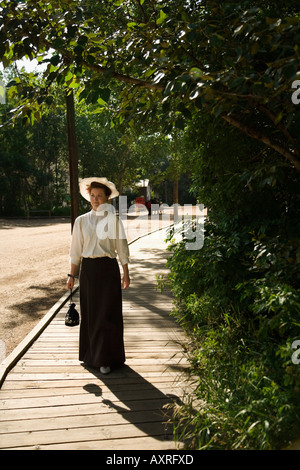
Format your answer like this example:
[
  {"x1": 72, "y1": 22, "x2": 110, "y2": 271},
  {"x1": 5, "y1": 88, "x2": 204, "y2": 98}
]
[{"x1": 79, "y1": 177, "x2": 119, "y2": 201}]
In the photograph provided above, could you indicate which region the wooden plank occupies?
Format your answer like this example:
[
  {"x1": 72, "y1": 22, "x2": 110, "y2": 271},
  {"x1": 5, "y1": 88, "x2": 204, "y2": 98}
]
[
  {"x1": 0, "y1": 389, "x2": 186, "y2": 416},
  {"x1": 0, "y1": 398, "x2": 179, "y2": 424},
  {"x1": 0, "y1": 377, "x2": 189, "y2": 393},
  {"x1": 2, "y1": 370, "x2": 186, "y2": 382},
  {"x1": 11, "y1": 436, "x2": 181, "y2": 451},
  {"x1": 0, "y1": 421, "x2": 175, "y2": 449},
  {"x1": 0, "y1": 382, "x2": 188, "y2": 400},
  {"x1": 15, "y1": 357, "x2": 188, "y2": 366},
  {"x1": 0, "y1": 409, "x2": 174, "y2": 434}
]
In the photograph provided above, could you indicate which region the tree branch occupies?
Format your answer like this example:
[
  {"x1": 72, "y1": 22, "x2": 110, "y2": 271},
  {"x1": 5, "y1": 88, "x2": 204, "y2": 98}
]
[
  {"x1": 83, "y1": 59, "x2": 164, "y2": 90},
  {"x1": 222, "y1": 114, "x2": 300, "y2": 171},
  {"x1": 213, "y1": 89, "x2": 299, "y2": 149},
  {"x1": 39, "y1": 36, "x2": 164, "y2": 91},
  {"x1": 258, "y1": 105, "x2": 298, "y2": 146},
  {"x1": 134, "y1": 0, "x2": 148, "y2": 23}
]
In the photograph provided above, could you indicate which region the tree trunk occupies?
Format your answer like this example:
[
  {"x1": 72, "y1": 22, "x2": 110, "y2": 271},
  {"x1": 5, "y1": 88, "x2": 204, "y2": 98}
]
[
  {"x1": 66, "y1": 90, "x2": 80, "y2": 231},
  {"x1": 173, "y1": 178, "x2": 179, "y2": 204},
  {"x1": 173, "y1": 178, "x2": 179, "y2": 221}
]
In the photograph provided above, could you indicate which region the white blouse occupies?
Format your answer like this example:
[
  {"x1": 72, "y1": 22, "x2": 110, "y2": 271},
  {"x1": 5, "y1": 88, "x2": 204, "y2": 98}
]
[{"x1": 70, "y1": 208, "x2": 130, "y2": 267}]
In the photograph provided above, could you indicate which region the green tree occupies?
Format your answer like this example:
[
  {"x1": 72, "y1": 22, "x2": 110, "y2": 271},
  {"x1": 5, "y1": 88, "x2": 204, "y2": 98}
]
[{"x1": 1, "y1": 1, "x2": 299, "y2": 169}]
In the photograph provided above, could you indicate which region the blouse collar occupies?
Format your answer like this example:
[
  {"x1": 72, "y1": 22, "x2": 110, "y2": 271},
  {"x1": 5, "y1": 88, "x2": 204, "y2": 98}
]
[{"x1": 91, "y1": 204, "x2": 116, "y2": 217}]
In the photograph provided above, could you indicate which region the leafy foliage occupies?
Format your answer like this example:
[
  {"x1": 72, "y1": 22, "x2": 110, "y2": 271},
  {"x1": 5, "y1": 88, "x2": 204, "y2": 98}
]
[
  {"x1": 0, "y1": 0, "x2": 299, "y2": 168},
  {"x1": 165, "y1": 115, "x2": 300, "y2": 449}
]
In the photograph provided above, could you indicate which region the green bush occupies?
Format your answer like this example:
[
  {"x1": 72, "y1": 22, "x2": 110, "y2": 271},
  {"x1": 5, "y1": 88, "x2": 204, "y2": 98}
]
[{"x1": 166, "y1": 226, "x2": 300, "y2": 449}]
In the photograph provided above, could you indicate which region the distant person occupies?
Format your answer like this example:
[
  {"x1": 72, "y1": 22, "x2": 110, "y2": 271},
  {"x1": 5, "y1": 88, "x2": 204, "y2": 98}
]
[
  {"x1": 146, "y1": 199, "x2": 152, "y2": 215},
  {"x1": 67, "y1": 177, "x2": 130, "y2": 375}
]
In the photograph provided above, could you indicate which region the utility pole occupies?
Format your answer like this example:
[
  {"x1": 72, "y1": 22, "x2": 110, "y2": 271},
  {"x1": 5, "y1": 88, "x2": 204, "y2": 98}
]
[{"x1": 66, "y1": 89, "x2": 80, "y2": 231}]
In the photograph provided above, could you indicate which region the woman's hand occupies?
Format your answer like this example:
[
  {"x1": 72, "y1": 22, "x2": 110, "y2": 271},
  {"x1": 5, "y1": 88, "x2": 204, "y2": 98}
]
[
  {"x1": 67, "y1": 264, "x2": 79, "y2": 290},
  {"x1": 122, "y1": 273, "x2": 130, "y2": 290},
  {"x1": 67, "y1": 276, "x2": 74, "y2": 290},
  {"x1": 122, "y1": 264, "x2": 130, "y2": 289}
]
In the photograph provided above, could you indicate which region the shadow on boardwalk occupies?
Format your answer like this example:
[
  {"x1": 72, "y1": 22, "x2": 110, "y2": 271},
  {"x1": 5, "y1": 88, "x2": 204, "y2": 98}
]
[{"x1": 82, "y1": 364, "x2": 184, "y2": 444}]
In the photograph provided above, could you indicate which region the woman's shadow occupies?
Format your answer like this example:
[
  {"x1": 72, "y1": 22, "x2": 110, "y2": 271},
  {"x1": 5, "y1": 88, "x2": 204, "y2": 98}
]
[{"x1": 82, "y1": 364, "x2": 187, "y2": 444}]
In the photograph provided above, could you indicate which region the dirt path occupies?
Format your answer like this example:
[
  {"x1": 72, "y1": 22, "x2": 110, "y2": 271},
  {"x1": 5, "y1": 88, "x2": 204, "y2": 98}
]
[
  {"x1": 0, "y1": 211, "x2": 174, "y2": 359},
  {"x1": 0, "y1": 218, "x2": 72, "y2": 359}
]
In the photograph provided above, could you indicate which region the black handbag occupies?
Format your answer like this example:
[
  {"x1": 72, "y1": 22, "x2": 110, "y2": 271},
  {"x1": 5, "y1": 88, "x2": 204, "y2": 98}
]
[{"x1": 65, "y1": 289, "x2": 80, "y2": 327}]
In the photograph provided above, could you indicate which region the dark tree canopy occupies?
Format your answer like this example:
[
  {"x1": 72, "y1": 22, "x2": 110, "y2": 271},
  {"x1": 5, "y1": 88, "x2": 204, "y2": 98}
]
[{"x1": 0, "y1": 0, "x2": 299, "y2": 168}]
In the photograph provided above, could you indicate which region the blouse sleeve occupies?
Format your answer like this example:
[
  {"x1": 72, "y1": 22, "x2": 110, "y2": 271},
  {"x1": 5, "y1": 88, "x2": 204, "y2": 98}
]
[
  {"x1": 69, "y1": 216, "x2": 83, "y2": 266},
  {"x1": 115, "y1": 217, "x2": 130, "y2": 266}
]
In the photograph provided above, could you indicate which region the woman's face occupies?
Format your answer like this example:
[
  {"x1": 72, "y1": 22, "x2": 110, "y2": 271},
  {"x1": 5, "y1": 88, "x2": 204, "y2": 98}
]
[{"x1": 90, "y1": 187, "x2": 109, "y2": 210}]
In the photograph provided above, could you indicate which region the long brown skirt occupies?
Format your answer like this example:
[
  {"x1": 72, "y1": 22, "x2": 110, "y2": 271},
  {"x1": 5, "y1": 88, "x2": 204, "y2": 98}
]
[{"x1": 79, "y1": 257, "x2": 125, "y2": 369}]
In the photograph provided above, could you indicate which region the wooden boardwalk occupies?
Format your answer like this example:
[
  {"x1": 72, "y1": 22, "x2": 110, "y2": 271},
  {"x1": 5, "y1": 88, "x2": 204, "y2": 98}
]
[{"x1": 0, "y1": 228, "x2": 194, "y2": 450}]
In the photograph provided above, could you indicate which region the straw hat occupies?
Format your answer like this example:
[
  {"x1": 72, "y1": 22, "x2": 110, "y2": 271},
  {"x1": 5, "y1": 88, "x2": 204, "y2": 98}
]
[{"x1": 79, "y1": 177, "x2": 119, "y2": 201}]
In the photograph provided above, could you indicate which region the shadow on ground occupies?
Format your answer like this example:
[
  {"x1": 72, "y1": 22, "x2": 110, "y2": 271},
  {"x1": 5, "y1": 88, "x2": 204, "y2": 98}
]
[
  {"x1": 82, "y1": 364, "x2": 185, "y2": 445},
  {"x1": 6, "y1": 279, "x2": 66, "y2": 327}
]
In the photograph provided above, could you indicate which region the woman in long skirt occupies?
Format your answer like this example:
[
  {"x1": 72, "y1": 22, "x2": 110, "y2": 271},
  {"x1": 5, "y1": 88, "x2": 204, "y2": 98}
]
[{"x1": 66, "y1": 177, "x2": 130, "y2": 375}]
